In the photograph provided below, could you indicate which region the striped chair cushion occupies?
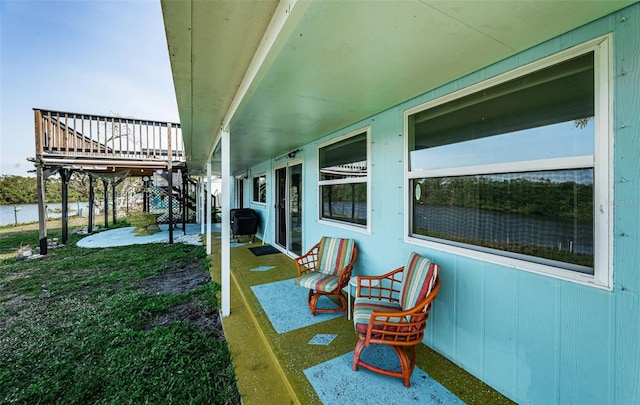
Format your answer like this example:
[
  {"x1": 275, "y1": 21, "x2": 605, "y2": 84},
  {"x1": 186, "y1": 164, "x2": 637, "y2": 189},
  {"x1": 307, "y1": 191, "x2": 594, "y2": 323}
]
[
  {"x1": 317, "y1": 237, "x2": 355, "y2": 276},
  {"x1": 353, "y1": 297, "x2": 403, "y2": 334},
  {"x1": 295, "y1": 272, "x2": 340, "y2": 293},
  {"x1": 399, "y1": 253, "x2": 438, "y2": 311}
]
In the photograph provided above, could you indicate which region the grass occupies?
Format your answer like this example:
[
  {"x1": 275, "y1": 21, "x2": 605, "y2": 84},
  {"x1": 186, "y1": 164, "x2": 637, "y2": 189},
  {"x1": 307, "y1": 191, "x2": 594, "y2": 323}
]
[{"x1": 0, "y1": 222, "x2": 241, "y2": 404}]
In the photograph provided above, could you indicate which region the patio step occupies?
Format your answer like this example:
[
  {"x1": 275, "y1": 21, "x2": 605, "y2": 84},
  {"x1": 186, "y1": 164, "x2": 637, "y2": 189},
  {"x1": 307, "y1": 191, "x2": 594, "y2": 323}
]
[{"x1": 221, "y1": 270, "x2": 299, "y2": 404}]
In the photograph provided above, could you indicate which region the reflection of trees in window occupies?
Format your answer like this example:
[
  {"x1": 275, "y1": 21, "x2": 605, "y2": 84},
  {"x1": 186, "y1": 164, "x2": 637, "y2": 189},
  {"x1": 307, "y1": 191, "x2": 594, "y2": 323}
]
[
  {"x1": 319, "y1": 130, "x2": 368, "y2": 227},
  {"x1": 321, "y1": 183, "x2": 367, "y2": 225},
  {"x1": 412, "y1": 169, "x2": 594, "y2": 271},
  {"x1": 415, "y1": 172, "x2": 593, "y2": 222}
]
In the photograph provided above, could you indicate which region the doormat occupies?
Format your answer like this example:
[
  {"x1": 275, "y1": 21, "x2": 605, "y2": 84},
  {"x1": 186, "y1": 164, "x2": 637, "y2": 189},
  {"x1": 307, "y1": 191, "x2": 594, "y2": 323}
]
[{"x1": 248, "y1": 245, "x2": 280, "y2": 256}]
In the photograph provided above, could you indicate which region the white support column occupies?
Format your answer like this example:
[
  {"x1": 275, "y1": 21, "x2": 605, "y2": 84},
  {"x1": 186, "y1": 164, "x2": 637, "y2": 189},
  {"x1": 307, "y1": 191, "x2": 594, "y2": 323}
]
[
  {"x1": 200, "y1": 176, "x2": 205, "y2": 234},
  {"x1": 206, "y1": 164, "x2": 212, "y2": 255},
  {"x1": 221, "y1": 128, "x2": 231, "y2": 317},
  {"x1": 195, "y1": 178, "x2": 200, "y2": 224}
]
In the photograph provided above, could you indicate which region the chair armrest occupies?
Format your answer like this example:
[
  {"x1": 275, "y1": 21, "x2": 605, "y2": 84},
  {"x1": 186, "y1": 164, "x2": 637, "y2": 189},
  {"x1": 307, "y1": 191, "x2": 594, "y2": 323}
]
[
  {"x1": 294, "y1": 243, "x2": 320, "y2": 276},
  {"x1": 356, "y1": 267, "x2": 404, "y2": 301}
]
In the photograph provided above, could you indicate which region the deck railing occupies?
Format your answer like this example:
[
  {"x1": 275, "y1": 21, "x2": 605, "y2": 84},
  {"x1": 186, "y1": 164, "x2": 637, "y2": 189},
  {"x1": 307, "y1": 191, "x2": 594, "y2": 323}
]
[{"x1": 34, "y1": 109, "x2": 184, "y2": 162}]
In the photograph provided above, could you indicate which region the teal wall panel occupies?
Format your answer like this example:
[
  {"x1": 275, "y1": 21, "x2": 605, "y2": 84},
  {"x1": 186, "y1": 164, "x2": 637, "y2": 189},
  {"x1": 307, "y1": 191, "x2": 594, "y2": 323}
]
[
  {"x1": 247, "y1": 3, "x2": 640, "y2": 403},
  {"x1": 515, "y1": 272, "x2": 561, "y2": 404},
  {"x1": 558, "y1": 285, "x2": 615, "y2": 403},
  {"x1": 452, "y1": 255, "x2": 485, "y2": 377},
  {"x1": 481, "y1": 264, "x2": 517, "y2": 396}
]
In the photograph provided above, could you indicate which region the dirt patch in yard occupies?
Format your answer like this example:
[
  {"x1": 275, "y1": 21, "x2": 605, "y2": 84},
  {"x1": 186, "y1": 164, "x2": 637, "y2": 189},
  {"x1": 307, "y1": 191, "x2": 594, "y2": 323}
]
[
  {"x1": 141, "y1": 261, "x2": 223, "y2": 336},
  {"x1": 142, "y1": 260, "x2": 211, "y2": 295},
  {"x1": 147, "y1": 300, "x2": 224, "y2": 338}
]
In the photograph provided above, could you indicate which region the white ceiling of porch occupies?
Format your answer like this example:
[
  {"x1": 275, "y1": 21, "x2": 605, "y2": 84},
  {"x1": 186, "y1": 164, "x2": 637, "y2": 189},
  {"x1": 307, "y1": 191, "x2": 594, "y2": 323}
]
[{"x1": 161, "y1": 0, "x2": 636, "y2": 175}]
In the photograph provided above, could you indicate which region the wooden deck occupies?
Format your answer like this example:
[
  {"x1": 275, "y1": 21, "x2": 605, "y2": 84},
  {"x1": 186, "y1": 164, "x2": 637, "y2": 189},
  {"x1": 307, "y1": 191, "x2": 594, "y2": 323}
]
[
  {"x1": 31, "y1": 108, "x2": 191, "y2": 254},
  {"x1": 33, "y1": 109, "x2": 185, "y2": 176}
]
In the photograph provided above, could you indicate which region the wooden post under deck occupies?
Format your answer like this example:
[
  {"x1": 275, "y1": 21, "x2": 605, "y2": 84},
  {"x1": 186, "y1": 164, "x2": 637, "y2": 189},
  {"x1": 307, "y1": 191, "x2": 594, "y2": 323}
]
[
  {"x1": 182, "y1": 171, "x2": 187, "y2": 235},
  {"x1": 88, "y1": 175, "x2": 94, "y2": 233},
  {"x1": 36, "y1": 164, "x2": 48, "y2": 255},
  {"x1": 168, "y1": 123, "x2": 174, "y2": 244},
  {"x1": 168, "y1": 169, "x2": 174, "y2": 244},
  {"x1": 143, "y1": 178, "x2": 148, "y2": 213},
  {"x1": 111, "y1": 180, "x2": 117, "y2": 225},
  {"x1": 34, "y1": 109, "x2": 48, "y2": 254},
  {"x1": 103, "y1": 179, "x2": 109, "y2": 228},
  {"x1": 60, "y1": 169, "x2": 71, "y2": 244}
]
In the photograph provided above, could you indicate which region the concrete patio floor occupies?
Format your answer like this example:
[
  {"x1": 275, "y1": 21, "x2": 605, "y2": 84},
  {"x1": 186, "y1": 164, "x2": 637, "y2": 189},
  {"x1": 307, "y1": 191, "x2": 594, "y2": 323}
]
[
  {"x1": 76, "y1": 226, "x2": 514, "y2": 404},
  {"x1": 76, "y1": 223, "x2": 218, "y2": 248},
  {"x1": 207, "y1": 234, "x2": 516, "y2": 405}
]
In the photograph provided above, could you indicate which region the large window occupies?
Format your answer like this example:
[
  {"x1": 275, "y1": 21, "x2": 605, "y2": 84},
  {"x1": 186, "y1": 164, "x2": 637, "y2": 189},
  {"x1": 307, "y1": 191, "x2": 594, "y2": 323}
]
[
  {"x1": 406, "y1": 37, "x2": 611, "y2": 286},
  {"x1": 319, "y1": 128, "x2": 369, "y2": 228}
]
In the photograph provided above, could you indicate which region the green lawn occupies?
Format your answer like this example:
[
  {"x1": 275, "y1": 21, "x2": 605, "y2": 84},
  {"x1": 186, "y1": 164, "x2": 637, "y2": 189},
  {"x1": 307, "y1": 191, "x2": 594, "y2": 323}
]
[{"x1": 0, "y1": 225, "x2": 240, "y2": 404}]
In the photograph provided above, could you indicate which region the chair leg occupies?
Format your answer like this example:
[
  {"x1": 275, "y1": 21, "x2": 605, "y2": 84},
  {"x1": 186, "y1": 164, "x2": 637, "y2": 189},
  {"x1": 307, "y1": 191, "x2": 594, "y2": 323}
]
[
  {"x1": 307, "y1": 290, "x2": 348, "y2": 316},
  {"x1": 353, "y1": 339, "x2": 366, "y2": 371},
  {"x1": 335, "y1": 291, "x2": 348, "y2": 314},
  {"x1": 307, "y1": 289, "x2": 317, "y2": 316},
  {"x1": 392, "y1": 345, "x2": 413, "y2": 387},
  {"x1": 352, "y1": 339, "x2": 417, "y2": 387}
]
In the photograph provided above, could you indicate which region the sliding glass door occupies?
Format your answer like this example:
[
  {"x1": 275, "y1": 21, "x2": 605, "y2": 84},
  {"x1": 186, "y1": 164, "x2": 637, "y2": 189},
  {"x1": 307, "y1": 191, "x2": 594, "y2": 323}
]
[{"x1": 275, "y1": 161, "x2": 302, "y2": 256}]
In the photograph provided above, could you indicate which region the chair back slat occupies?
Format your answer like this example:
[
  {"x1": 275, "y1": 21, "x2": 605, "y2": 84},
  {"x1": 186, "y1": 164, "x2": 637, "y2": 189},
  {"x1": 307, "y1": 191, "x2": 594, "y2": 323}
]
[
  {"x1": 317, "y1": 237, "x2": 355, "y2": 276},
  {"x1": 400, "y1": 252, "x2": 439, "y2": 311}
]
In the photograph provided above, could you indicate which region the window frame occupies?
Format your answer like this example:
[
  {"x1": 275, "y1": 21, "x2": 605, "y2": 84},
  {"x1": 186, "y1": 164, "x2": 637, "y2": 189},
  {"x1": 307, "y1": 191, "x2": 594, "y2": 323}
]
[
  {"x1": 404, "y1": 35, "x2": 612, "y2": 289},
  {"x1": 252, "y1": 173, "x2": 267, "y2": 205},
  {"x1": 318, "y1": 126, "x2": 371, "y2": 233}
]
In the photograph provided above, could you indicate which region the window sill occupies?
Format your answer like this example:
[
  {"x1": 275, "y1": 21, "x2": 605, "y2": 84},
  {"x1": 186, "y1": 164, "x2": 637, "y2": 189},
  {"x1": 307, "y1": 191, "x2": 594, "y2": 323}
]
[{"x1": 318, "y1": 218, "x2": 370, "y2": 235}]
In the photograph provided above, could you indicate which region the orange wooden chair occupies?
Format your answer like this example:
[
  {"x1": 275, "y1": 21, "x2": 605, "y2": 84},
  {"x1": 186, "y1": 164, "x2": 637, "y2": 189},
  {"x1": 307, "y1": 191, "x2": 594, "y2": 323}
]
[
  {"x1": 294, "y1": 237, "x2": 358, "y2": 316},
  {"x1": 352, "y1": 252, "x2": 440, "y2": 387}
]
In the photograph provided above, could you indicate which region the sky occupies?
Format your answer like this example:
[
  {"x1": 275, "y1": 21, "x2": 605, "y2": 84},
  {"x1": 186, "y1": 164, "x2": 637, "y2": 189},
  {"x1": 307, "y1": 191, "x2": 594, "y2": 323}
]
[{"x1": 0, "y1": 0, "x2": 179, "y2": 177}]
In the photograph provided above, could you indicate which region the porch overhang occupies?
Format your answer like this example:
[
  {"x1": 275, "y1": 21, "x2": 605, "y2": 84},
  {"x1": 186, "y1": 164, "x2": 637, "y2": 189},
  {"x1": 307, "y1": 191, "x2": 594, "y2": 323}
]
[{"x1": 161, "y1": 0, "x2": 635, "y2": 175}]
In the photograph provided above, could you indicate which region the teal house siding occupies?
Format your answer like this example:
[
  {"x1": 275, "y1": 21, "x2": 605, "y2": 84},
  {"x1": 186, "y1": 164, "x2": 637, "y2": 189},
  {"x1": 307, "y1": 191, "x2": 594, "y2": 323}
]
[
  {"x1": 612, "y1": 4, "x2": 640, "y2": 404},
  {"x1": 248, "y1": 4, "x2": 640, "y2": 404}
]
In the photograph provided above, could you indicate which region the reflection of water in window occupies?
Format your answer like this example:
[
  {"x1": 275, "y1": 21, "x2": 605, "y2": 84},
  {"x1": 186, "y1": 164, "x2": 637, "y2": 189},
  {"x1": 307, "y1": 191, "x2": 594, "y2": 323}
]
[
  {"x1": 412, "y1": 168, "x2": 594, "y2": 271},
  {"x1": 410, "y1": 119, "x2": 594, "y2": 171}
]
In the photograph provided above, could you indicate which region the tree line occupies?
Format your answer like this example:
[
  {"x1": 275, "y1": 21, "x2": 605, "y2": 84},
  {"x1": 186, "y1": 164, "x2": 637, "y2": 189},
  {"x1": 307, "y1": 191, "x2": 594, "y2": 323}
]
[
  {"x1": 0, "y1": 175, "x2": 95, "y2": 205},
  {"x1": 415, "y1": 175, "x2": 593, "y2": 223}
]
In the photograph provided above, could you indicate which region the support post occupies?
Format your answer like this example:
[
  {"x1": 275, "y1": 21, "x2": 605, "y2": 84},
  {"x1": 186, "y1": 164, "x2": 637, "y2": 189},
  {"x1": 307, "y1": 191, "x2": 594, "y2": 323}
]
[
  {"x1": 36, "y1": 163, "x2": 48, "y2": 255},
  {"x1": 206, "y1": 163, "x2": 212, "y2": 255},
  {"x1": 103, "y1": 179, "x2": 108, "y2": 228},
  {"x1": 112, "y1": 180, "x2": 117, "y2": 225},
  {"x1": 200, "y1": 177, "x2": 205, "y2": 234},
  {"x1": 34, "y1": 109, "x2": 48, "y2": 254},
  {"x1": 88, "y1": 175, "x2": 94, "y2": 233},
  {"x1": 168, "y1": 170, "x2": 174, "y2": 244},
  {"x1": 143, "y1": 178, "x2": 148, "y2": 213},
  {"x1": 221, "y1": 128, "x2": 231, "y2": 317},
  {"x1": 60, "y1": 169, "x2": 71, "y2": 244},
  {"x1": 182, "y1": 171, "x2": 187, "y2": 235},
  {"x1": 168, "y1": 123, "x2": 173, "y2": 244}
]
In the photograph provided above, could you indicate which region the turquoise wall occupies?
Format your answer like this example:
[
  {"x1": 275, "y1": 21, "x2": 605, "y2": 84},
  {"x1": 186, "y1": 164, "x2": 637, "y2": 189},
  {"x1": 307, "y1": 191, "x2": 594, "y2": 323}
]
[{"x1": 247, "y1": 4, "x2": 640, "y2": 403}]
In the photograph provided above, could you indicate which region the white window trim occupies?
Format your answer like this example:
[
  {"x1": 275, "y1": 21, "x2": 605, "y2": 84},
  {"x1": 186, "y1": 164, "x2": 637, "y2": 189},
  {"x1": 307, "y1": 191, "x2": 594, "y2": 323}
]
[
  {"x1": 251, "y1": 173, "x2": 267, "y2": 205},
  {"x1": 318, "y1": 126, "x2": 371, "y2": 234},
  {"x1": 404, "y1": 35, "x2": 613, "y2": 290}
]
